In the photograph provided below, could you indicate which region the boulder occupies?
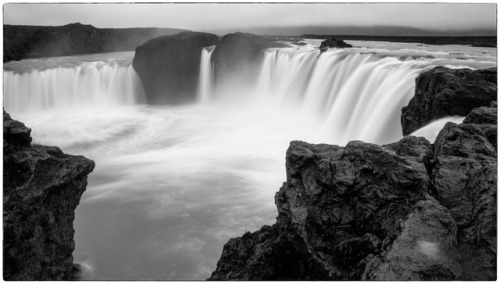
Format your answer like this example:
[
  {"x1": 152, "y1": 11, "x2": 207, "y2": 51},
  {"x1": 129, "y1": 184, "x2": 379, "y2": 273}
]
[
  {"x1": 319, "y1": 37, "x2": 353, "y2": 52},
  {"x1": 209, "y1": 104, "x2": 497, "y2": 280},
  {"x1": 3, "y1": 110, "x2": 95, "y2": 280},
  {"x1": 210, "y1": 137, "x2": 436, "y2": 280},
  {"x1": 401, "y1": 66, "x2": 497, "y2": 135},
  {"x1": 427, "y1": 103, "x2": 497, "y2": 280},
  {"x1": 211, "y1": 32, "x2": 284, "y2": 92},
  {"x1": 132, "y1": 32, "x2": 219, "y2": 104}
]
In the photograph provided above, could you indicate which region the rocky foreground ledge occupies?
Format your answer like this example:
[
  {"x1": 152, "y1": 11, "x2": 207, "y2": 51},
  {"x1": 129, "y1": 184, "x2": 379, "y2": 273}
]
[
  {"x1": 3, "y1": 111, "x2": 95, "y2": 280},
  {"x1": 209, "y1": 68, "x2": 497, "y2": 280}
]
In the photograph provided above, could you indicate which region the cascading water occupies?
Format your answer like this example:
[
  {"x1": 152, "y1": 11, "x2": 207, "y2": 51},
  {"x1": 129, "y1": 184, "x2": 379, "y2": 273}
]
[
  {"x1": 4, "y1": 57, "x2": 146, "y2": 113},
  {"x1": 253, "y1": 49, "x2": 434, "y2": 144},
  {"x1": 197, "y1": 47, "x2": 215, "y2": 104},
  {"x1": 3, "y1": 42, "x2": 496, "y2": 280}
]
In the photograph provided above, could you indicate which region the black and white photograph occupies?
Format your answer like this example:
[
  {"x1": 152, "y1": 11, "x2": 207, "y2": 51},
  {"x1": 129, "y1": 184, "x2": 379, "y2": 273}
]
[{"x1": 2, "y1": 1, "x2": 497, "y2": 281}]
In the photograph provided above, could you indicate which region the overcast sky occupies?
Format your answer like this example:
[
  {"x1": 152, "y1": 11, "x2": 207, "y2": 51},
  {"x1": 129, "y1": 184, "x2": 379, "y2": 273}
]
[{"x1": 3, "y1": 2, "x2": 497, "y2": 33}]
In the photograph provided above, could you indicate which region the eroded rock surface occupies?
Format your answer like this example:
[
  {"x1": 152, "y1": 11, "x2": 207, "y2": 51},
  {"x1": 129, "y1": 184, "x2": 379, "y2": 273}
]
[
  {"x1": 3, "y1": 111, "x2": 95, "y2": 280},
  {"x1": 132, "y1": 31, "x2": 219, "y2": 104},
  {"x1": 401, "y1": 66, "x2": 497, "y2": 135},
  {"x1": 428, "y1": 103, "x2": 497, "y2": 280},
  {"x1": 209, "y1": 104, "x2": 497, "y2": 280}
]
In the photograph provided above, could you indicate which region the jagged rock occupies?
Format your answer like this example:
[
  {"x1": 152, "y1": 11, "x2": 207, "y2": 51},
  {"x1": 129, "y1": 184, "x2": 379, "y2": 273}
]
[
  {"x1": 3, "y1": 111, "x2": 95, "y2": 280},
  {"x1": 4, "y1": 23, "x2": 187, "y2": 62},
  {"x1": 384, "y1": 135, "x2": 432, "y2": 164},
  {"x1": 210, "y1": 137, "x2": 435, "y2": 280},
  {"x1": 428, "y1": 104, "x2": 497, "y2": 280},
  {"x1": 463, "y1": 105, "x2": 497, "y2": 125},
  {"x1": 211, "y1": 32, "x2": 284, "y2": 91},
  {"x1": 208, "y1": 224, "x2": 311, "y2": 280},
  {"x1": 319, "y1": 37, "x2": 353, "y2": 52},
  {"x1": 401, "y1": 66, "x2": 497, "y2": 135},
  {"x1": 362, "y1": 198, "x2": 460, "y2": 280},
  {"x1": 132, "y1": 31, "x2": 218, "y2": 104},
  {"x1": 209, "y1": 103, "x2": 497, "y2": 280},
  {"x1": 3, "y1": 111, "x2": 32, "y2": 148}
]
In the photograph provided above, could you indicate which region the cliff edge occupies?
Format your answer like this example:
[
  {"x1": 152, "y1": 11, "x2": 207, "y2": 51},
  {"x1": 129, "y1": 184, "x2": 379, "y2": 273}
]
[
  {"x1": 209, "y1": 68, "x2": 497, "y2": 280},
  {"x1": 401, "y1": 66, "x2": 497, "y2": 135},
  {"x1": 3, "y1": 111, "x2": 95, "y2": 280}
]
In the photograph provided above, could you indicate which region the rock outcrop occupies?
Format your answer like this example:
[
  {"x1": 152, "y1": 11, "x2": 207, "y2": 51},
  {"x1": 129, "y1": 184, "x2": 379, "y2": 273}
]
[
  {"x1": 427, "y1": 103, "x2": 497, "y2": 280},
  {"x1": 4, "y1": 23, "x2": 187, "y2": 63},
  {"x1": 3, "y1": 111, "x2": 95, "y2": 280},
  {"x1": 209, "y1": 105, "x2": 497, "y2": 280},
  {"x1": 319, "y1": 37, "x2": 353, "y2": 52},
  {"x1": 211, "y1": 32, "x2": 284, "y2": 91},
  {"x1": 132, "y1": 31, "x2": 219, "y2": 104},
  {"x1": 401, "y1": 66, "x2": 497, "y2": 135}
]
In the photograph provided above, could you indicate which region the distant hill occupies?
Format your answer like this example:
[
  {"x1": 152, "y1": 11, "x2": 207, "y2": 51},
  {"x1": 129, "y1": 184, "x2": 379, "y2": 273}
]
[
  {"x1": 4, "y1": 23, "x2": 189, "y2": 62},
  {"x1": 211, "y1": 25, "x2": 497, "y2": 37},
  {"x1": 299, "y1": 35, "x2": 496, "y2": 48}
]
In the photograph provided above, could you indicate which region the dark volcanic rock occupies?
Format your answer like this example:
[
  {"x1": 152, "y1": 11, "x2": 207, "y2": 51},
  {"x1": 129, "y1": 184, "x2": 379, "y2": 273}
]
[
  {"x1": 319, "y1": 37, "x2": 353, "y2": 52},
  {"x1": 401, "y1": 66, "x2": 497, "y2": 135},
  {"x1": 210, "y1": 138, "x2": 436, "y2": 280},
  {"x1": 211, "y1": 32, "x2": 284, "y2": 91},
  {"x1": 209, "y1": 103, "x2": 497, "y2": 280},
  {"x1": 428, "y1": 104, "x2": 497, "y2": 280},
  {"x1": 463, "y1": 105, "x2": 497, "y2": 125},
  {"x1": 132, "y1": 31, "x2": 218, "y2": 104},
  {"x1": 4, "y1": 23, "x2": 187, "y2": 62},
  {"x1": 3, "y1": 110, "x2": 95, "y2": 280},
  {"x1": 362, "y1": 198, "x2": 460, "y2": 280}
]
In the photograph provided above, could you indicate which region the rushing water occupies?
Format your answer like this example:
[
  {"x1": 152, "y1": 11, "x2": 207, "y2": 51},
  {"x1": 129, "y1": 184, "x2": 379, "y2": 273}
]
[{"x1": 3, "y1": 40, "x2": 496, "y2": 280}]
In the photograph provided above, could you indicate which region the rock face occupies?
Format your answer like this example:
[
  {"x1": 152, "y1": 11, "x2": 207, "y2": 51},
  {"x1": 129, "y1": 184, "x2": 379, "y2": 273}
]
[
  {"x1": 132, "y1": 31, "x2": 219, "y2": 104},
  {"x1": 428, "y1": 103, "x2": 497, "y2": 280},
  {"x1": 319, "y1": 37, "x2": 353, "y2": 52},
  {"x1": 209, "y1": 103, "x2": 497, "y2": 280},
  {"x1": 4, "y1": 23, "x2": 187, "y2": 63},
  {"x1": 401, "y1": 66, "x2": 497, "y2": 135},
  {"x1": 3, "y1": 111, "x2": 95, "y2": 280},
  {"x1": 211, "y1": 32, "x2": 284, "y2": 91}
]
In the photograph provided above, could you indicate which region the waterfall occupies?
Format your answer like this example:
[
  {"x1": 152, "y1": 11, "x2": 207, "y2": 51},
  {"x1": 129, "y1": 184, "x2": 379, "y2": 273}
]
[
  {"x1": 197, "y1": 47, "x2": 215, "y2": 104},
  {"x1": 4, "y1": 62, "x2": 146, "y2": 112},
  {"x1": 252, "y1": 49, "x2": 435, "y2": 144},
  {"x1": 4, "y1": 45, "x2": 489, "y2": 145}
]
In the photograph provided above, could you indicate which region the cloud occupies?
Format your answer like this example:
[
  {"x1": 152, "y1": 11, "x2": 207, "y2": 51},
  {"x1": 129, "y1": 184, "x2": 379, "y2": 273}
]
[{"x1": 4, "y1": 3, "x2": 496, "y2": 33}]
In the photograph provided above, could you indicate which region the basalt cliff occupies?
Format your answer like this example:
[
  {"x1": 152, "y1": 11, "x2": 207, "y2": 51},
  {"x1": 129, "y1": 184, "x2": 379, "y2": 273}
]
[
  {"x1": 4, "y1": 23, "x2": 187, "y2": 63},
  {"x1": 132, "y1": 32, "x2": 284, "y2": 104},
  {"x1": 132, "y1": 31, "x2": 219, "y2": 104},
  {"x1": 3, "y1": 111, "x2": 95, "y2": 280},
  {"x1": 209, "y1": 67, "x2": 497, "y2": 281}
]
